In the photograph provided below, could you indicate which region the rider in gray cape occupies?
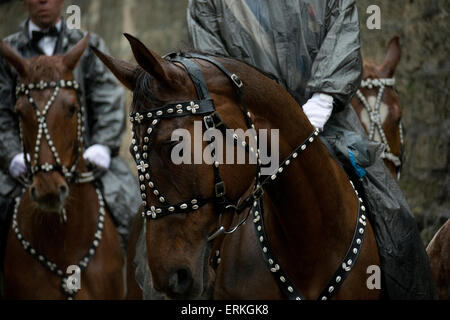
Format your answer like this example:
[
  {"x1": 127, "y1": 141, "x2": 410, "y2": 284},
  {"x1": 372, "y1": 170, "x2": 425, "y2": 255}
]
[
  {"x1": 187, "y1": 0, "x2": 435, "y2": 299},
  {"x1": 0, "y1": 3, "x2": 140, "y2": 251}
]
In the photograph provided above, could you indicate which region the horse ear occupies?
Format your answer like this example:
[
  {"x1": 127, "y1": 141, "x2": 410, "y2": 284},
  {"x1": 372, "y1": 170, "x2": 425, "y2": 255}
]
[
  {"x1": 91, "y1": 46, "x2": 136, "y2": 91},
  {"x1": 123, "y1": 33, "x2": 172, "y2": 82},
  {"x1": 63, "y1": 33, "x2": 90, "y2": 71},
  {"x1": 0, "y1": 41, "x2": 29, "y2": 77},
  {"x1": 380, "y1": 36, "x2": 401, "y2": 77}
]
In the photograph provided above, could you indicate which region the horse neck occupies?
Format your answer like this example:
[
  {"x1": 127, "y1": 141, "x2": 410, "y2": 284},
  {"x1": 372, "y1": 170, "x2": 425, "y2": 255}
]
[{"x1": 240, "y1": 66, "x2": 359, "y2": 278}]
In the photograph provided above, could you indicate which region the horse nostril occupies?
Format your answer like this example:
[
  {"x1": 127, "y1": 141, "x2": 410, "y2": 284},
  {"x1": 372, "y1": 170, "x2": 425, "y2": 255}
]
[
  {"x1": 59, "y1": 185, "x2": 68, "y2": 199},
  {"x1": 167, "y1": 267, "x2": 193, "y2": 296},
  {"x1": 30, "y1": 186, "x2": 38, "y2": 201}
]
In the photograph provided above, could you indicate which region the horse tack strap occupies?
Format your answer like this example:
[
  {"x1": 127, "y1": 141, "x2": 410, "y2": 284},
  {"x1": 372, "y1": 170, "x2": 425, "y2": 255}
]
[
  {"x1": 253, "y1": 180, "x2": 368, "y2": 300},
  {"x1": 11, "y1": 187, "x2": 107, "y2": 299}
]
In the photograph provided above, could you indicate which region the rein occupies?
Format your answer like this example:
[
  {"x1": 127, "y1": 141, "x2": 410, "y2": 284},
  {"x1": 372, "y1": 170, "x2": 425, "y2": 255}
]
[
  {"x1": 356, "y1": 78, "x2": 404, "y2": 177},
  {"x1": 131, "y1": 52, "x2": 368, "y2": 300}
]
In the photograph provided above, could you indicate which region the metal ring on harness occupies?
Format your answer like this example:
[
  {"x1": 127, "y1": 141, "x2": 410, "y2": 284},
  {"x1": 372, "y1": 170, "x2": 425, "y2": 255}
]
[{"x1": 207, "y1": 203, "x2": 251, "y2": 241}]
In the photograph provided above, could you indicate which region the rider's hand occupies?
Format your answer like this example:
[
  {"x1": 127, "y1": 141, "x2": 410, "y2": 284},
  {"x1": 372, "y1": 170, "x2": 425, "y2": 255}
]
[
  {"x1": 302, "y1": 93, "x2": 334, "y2": 131},
  {"x1": 83, "y1": 144, "x2": 111, "y2": 170},
  {"x1": 9, "y1": 153, "x2": 28, "y2": 178}
]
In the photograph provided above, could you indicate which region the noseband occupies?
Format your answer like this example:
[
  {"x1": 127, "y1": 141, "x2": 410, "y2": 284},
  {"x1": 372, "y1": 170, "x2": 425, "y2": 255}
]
[
  {"x1": 356, "y1": 78, "x2": 404, "y2": 177},
  {"x1": 15, "y1": 80, "x2": 99, "y2": 184}
]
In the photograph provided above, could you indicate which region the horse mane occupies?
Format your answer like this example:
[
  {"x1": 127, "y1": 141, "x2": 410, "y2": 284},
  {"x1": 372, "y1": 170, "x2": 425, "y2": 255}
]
[{"x1": 131, "y1": 49, "x2": 301, "y2": 111}]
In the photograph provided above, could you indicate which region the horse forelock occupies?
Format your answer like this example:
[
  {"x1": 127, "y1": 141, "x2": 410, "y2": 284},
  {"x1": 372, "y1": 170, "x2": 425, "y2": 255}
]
[
  {"x1": 26, "y1": 56, "x2": 66, "y2": 83},
  {"x1": 131, "y1": 67, "x2": 165, "y2": 112}
]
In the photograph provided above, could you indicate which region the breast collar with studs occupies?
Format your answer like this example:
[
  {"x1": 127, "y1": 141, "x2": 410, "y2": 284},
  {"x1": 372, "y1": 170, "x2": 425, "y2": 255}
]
[{"x1": 130, "y1": 52, "x2": 368, "y2": 300}]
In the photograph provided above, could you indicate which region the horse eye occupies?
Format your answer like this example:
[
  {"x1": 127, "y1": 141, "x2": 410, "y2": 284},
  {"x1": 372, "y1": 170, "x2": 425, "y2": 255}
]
[{"x1": 69, "y1": 105, "x2": 78, "y2": 115}]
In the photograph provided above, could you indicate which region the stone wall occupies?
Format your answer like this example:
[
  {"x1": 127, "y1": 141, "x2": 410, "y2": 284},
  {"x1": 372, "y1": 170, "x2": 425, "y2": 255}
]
[{"x1": 1, "y1": 0, "x2": 448, "y2": 244}]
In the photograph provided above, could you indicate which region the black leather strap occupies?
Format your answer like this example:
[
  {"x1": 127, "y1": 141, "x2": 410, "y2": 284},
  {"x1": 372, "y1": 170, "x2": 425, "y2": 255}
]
[{"x1": 170, "y1": 56, "x2": 211, "y2": 100}]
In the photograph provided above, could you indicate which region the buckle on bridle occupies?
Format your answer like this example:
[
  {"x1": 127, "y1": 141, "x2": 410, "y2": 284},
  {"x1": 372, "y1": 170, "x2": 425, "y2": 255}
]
[
  {"x1": 231, "y1": 74, "x2": 243, "y2": 88},
  {"x1": 215, "y1": 181, "x2": 226, "y2": 198},
  {"x1": 203, "y1": 111, "x2": 225, "y2": 130},
  {"x1": 203, "y1": 114, "x2": 215, "y2": 130}
]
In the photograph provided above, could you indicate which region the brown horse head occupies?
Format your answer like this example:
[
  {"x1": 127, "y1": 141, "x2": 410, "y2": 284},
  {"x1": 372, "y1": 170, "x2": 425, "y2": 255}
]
[
  {"x1": 351, "y1": 36, "x2": 404, "y2": 178},
  {"x1": 1, "y1": 34, "x2": 89, "y2": 213},
  {"x1": 93, "y1": 34, "x2": 256, "y2": 299}
]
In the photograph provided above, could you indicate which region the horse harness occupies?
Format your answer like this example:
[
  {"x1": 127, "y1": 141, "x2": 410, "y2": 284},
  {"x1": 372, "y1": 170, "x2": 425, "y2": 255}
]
[
  {"x1": 12, "y1": 80, "x2": 107, "y2": 299},
  {"x1": 356, "y1": 78, "x2": 404, "y2": 178},
  {"x1": 130, "y1": 52, "x2": 368, "y2": 300}
]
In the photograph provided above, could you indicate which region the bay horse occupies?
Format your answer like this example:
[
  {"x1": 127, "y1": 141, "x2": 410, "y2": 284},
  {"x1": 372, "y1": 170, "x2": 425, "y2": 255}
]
[
  {"x1": 93, "y1": 34, "x2": 380, "y2": 300},
  {"x1": 426, "y1": 219, "x2": 450, "y2": 300},
  {"x1": 1, "y1": 34, "x2": 124, "y2": 299},
  {"x1": 351, "y1": 36, "x2": 404, "y2": 179}
]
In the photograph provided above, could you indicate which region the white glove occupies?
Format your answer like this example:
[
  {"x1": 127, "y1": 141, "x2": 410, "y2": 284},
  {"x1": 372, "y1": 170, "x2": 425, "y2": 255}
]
[
  {"x1": 302, "y1": 93, "x2": 334, "y2": 131},
  {"x1": 83, "y1": 144, "x2": 111, "y2": 170},
  {"x1": 9, "y1": 153, "x2": 29, "y2": 179}
]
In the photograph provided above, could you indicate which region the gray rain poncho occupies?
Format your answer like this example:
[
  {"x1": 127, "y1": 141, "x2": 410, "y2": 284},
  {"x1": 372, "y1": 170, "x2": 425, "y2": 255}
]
[{"x1": 184, "y1": 0, "x2": 435, "y2": 299}]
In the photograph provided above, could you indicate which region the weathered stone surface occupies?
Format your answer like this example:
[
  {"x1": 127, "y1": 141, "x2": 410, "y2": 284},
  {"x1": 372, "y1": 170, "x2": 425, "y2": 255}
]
[{"x1": 1, "y1": 0, "x2": 448, "y2": 244}]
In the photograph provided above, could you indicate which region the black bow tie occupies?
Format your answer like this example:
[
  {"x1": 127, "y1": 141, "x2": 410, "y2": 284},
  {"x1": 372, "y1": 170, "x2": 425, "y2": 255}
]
[{"x1": 31, "y1": 26, "x2": 59, "y2": 43}]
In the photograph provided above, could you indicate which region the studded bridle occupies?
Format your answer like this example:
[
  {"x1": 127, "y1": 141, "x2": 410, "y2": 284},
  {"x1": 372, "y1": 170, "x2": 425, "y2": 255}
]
[
  {"x1": 13, "y1": 79, "x2": 107, "y2": 299},
  {"x1": 132, "y1": 52, "x2": 368, "y2": 300},
  {"x1": 356, "y1": 78, "x2": 404, "y2": 178},
  {"x1": 15, "y1": 79, "x2": 101, "y2": 185}
]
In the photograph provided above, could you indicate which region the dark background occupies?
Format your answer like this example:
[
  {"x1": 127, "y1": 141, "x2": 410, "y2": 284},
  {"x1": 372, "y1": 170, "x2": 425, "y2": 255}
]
[{"x1": 0, "y1": 0, "x2": 448, "y2": 244}]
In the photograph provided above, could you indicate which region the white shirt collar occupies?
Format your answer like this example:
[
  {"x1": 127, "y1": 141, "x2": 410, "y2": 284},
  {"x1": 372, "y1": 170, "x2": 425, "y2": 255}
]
[{"x1": 29, "y1": 19, "x2": 62, "y2": 38}]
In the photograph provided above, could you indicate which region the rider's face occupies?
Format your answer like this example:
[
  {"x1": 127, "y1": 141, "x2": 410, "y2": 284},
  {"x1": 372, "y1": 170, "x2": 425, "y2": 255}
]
[{"x1": 24, "y1": 0, "x2": 64, "y2": 29}]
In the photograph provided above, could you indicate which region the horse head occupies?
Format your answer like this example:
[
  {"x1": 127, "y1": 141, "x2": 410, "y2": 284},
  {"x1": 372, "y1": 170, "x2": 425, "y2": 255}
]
[
  {"x1": 351, "y1": 36, "x2": 404, "y2": 178},
  {"x1": 1, "y1": 34, "x2": 90, "y2": 213},
  {"x1": 92, "y1": 34, "x2": 256, "y2": 299}
]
